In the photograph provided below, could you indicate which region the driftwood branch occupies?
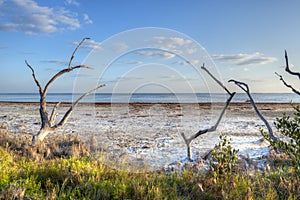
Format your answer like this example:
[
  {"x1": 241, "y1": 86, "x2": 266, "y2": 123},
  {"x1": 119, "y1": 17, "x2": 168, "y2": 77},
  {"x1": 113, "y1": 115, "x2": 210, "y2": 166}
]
[
  {"x1": 49, "y1": 102, "x2": 61, "y2": 126},
  {"x1": 27, "y1": 38, "x2": 106, "y2": 145},
  {"x1": 53, "y1": 84, "x2": 106, "y2": 129},
  {"x1": 25, "y1": 60, "x2": 43, "y2": 94},
  {"x1": 285, "y1": 50, "x2": 300, "y2": 79},
  {"x1": 275, "y1": 72, "x2": 300, "y2": 95},
  {"x1": 43, "y1": 65, "x2": 92, "y2": 97},
  {"x1": 229, "y1": 80, "x2": 277, "y2": 140},
  {"x1": 68, "y1": 37, "x2": 90, "y2": 68},
  {"x1": 201, "y1": 64, "x2": 233, "y2": 95},
  {"x1": 275, "y1": 51, "x2": 300, "y2": 95},
  {"x1": 181, "y1": 64, "x2": 235, "y2": 161}
]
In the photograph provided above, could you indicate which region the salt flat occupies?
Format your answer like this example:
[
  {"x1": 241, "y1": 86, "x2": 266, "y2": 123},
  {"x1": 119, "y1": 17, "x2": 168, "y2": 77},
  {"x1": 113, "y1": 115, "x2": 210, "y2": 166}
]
[{"x1": 0, "y1": 102, "x2": 297, "y2": 171}]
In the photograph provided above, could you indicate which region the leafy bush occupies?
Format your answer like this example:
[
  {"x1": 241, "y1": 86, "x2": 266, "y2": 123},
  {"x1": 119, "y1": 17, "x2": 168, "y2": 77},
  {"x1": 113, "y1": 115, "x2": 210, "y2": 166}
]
[
  {"x1": 210, "y1": 134, "x2": 239, "y2": 176},
  {"x1": 263, "y1": 105, "x2": 300, "y2": 174}
]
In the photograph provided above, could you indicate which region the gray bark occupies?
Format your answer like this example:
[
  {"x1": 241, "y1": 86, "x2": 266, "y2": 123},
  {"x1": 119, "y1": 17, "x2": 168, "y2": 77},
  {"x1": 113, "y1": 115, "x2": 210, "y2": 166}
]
[
  {"x1": 229, "y1": 79, "x2": 277, "y2": 141},
  {"x1": 181, "y1": 64, "x2": 235, "y2": 161},
  {"x1": 27, "y1": 38, "x2": 106, "y2": 146}
]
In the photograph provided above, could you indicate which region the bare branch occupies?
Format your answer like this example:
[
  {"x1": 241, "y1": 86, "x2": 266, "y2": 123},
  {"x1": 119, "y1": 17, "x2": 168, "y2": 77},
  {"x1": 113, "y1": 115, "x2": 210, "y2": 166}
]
[
  {"x1": 68, "y1": 37, "x2": 90, "y2": 68},
  {"x1": 49, "y1": 102, "x2": 61, "y2": 126},
  {"x1": 181, "y1": 92, "x2": 235, "y2": 160},
  {"x1": 285, "y1": 50, "x2": 300, "y2": 79},
  {"x1": 275, "y1": 72, "x2": 300, "y2": 95},
  {"x1": 228, "y1": 79, "x2": 249, "y2": 93},
  {"x1": 201, "y1": 64, "x2": 233, "y2": 95},
  {"x1": 26, "y1": 37, "x2": 102, "y2": 145},
  {"x1": 25, "y1": 60, "x2": 43, "y2": 94},
  {"x1": 193, "y1": 92, "x2": 235, "y2": 140},
  {"x1": 53, "y1": 84, "x2": 106, "y2": 129},
  {"x1": 181, "y1": 66, "x2": 235, "y2": 161},
  {"x1": 43, "y1": 65, "x2": 92, "y2": 96},
  {"x1": 229, "y1": 79, "x2": 277, "y2": 140}
]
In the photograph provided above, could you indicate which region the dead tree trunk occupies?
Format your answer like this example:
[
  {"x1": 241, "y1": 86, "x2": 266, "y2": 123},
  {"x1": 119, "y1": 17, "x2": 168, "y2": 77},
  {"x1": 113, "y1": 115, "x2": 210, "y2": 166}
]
[
  {"x1": 275, "y1": 51, "x2": 300, "y2": 95},
  {"x1": 26, "y1": 38, "x2": 106, "y2": 146},
  {"x1": 228, "y1": 80, "x2": 277, "y2": 141},
  {"x1": 181, "y1": 64, "x2": 235, "y2": 161}
]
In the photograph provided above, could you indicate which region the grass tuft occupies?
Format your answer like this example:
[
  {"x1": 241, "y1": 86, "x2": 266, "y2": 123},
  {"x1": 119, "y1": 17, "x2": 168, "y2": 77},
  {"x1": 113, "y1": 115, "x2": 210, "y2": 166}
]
[{"x1": 0, "y1": 130, "x2": 299, "y2": 199}]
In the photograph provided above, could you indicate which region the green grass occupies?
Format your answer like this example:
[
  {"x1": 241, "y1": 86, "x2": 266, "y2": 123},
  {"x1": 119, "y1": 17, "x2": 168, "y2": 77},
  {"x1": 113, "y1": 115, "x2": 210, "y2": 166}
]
[{"x1": 0, "y1": 131, "x2": 299, "y2": 199}]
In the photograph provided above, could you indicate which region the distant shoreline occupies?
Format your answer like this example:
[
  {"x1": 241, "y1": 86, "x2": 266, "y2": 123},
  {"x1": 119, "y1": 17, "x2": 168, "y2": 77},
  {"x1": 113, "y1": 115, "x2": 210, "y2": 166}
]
[
  {"x1": 0, "y1": 101, "x2": 299, "y2": 105},
  {"x1": 0, "y1": 93, "x2": 299, "y2": 103}
]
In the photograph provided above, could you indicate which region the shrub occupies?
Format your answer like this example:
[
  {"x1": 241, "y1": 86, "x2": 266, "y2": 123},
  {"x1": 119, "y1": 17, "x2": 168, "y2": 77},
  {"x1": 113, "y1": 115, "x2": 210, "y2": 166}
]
[{"x1": 262, "y1": 105, "x2": 300, "y2": 174}]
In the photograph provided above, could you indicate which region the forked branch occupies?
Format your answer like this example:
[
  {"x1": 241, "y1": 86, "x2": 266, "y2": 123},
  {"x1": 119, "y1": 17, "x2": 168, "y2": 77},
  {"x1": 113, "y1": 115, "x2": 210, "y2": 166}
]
[
  {"x1": 27, "y1": 37, "x2": 105, "y2": 145},
  {"x1": 275, "y1": 51, "x2": 300, "y2": 95},
  {"x1": 229, "y1": 80, "x2": 277, "y2": 140},
  {"x1": 68, "y1": 37, "x2": 90, "y2": 68},
  {"x1": 25, "y1": 60, "x2": 43, "y2": 95},
  {"x1": 275, "y1": 72, "x2": 300, "y2": 95},
  {"x1": 285, "y1": 50, "x2": 300, "y2": 79},
  {"x1": 53, "y1": 84, "x2": 106, "y2": 129},
  {"x1": 182, "y1": 64, "x2": 235, "y2": 161},
  {"x1": 49, "y1": 102, "x2": 61, "y2": 126}
]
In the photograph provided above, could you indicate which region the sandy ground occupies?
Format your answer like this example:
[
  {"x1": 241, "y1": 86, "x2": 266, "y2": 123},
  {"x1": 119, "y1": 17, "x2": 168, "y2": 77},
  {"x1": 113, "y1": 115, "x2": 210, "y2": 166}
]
[{"x1": 0, "y1": 102, "x2": 298, "y2": 171}]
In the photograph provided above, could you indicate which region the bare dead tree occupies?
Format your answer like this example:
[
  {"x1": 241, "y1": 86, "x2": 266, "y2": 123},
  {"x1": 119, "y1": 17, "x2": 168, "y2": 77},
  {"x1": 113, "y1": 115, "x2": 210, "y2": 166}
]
[
  {"x1": 26, "y1": 38, "x2": 105, "y2": 146},
  {"x1": 275, "y1": 51, "x2": 300, "y2": 95},
  {"x1": 284, "y1": 50, "x2": 300, "y2": 79},
  {"x1": 181, "y1": 64, "x2": 236, "y2": 161},
  {"x1": 228, "y1": 80, "x2": 277, "y2": 141}
]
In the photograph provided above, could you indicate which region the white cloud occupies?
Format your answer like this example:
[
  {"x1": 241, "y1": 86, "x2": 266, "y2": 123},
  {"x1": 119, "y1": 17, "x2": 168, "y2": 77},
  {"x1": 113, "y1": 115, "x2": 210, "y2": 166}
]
[
  {"x1": 83, "y1": 13, "x2": 93, "y2": 24},
  {"x1": 111, "y1": 43, "x2": 128, "y2": 53},
  {"x1": 64, "y1": 0, "x2": 80, "y2": 6},
  {"x1": 136, "y1": 50, "x2": 175, "y2": 59},
  {"x1": 124, "y1": 61, "x2": 143, "y2": 65},
  {"x1": 152, "y1": 36, "x2": 197, "y2": 55},
  {"x1": 73, "y1": 39, "x2": 102, "y2": 50},
  {"x1": 0, "y1": 0, "x2": 82, "y2": 34},
  {"x1": 211, "y1": 52, "x2": 277, "y2": 65},
  {"x1": 41, "y1": 60, "x2": 69, "y2": 66},
  {"x1": 154, "y1": 36, "x2": 192, "y2": 49},
  {"x1": 173, "y1": 59, "x2": 200, "y2": 66}
]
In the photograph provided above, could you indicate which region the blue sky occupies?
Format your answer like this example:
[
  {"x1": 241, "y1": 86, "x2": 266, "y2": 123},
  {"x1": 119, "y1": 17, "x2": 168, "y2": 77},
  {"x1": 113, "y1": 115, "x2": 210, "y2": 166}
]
[{"x1": 0, "y1": 0, "x2": 299, "y2": 93}]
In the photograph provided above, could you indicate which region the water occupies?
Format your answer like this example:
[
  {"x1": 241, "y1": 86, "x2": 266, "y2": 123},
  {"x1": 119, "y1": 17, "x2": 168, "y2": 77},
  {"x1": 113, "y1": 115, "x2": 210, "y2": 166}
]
[{"x1": 0, "y1": 93, "x2": 299, "y2": 103}]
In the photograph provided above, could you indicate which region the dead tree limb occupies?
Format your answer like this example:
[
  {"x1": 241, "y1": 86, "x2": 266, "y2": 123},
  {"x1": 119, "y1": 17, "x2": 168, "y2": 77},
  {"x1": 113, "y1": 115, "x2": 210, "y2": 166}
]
[
  {"x1": 27, "y1": 38, "x2": 106, "y2": 146},
  {"x1": 181, "y1": 64, "x2": 236, "y2": 161},
  {"x1": 228, "y1": 80, "x2": 277, "y2": 141},
  {"x1": 68, "y1": 37, "x2": 90, "y2": 69},
  {"x1": 275, "y1": 51, "x2": 300, "y2": 95},
  {"x1": 275, "y1": 72, "x2": 300, "y2": 95},
  {"x1": 284, "y1": 50, "x2": 300, "y2": 79}
]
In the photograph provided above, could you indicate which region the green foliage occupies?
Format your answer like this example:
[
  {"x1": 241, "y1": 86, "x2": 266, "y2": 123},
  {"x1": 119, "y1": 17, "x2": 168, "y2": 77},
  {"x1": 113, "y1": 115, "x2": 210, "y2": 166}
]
[
  {"x1": 262, "y1": 105, "x2": 300, "y2": 173},
  {"x1": 210, "y1": 134, "x2": 239, "y2": 176},
  {"x1": 0, "y1": 131, "x2": 300, "y2": 199}
]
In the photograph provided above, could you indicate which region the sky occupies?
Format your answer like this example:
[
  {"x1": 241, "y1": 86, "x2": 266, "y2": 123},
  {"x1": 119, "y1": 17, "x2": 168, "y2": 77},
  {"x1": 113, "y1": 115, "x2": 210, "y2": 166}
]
[{"x1": 0, "y1": 0, "x2": 299, "y2": 94}]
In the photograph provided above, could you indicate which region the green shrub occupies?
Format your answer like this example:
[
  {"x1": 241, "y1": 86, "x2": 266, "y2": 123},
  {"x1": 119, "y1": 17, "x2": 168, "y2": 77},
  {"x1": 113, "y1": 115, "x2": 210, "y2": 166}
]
[
  {"x1": 210, "y1": 134, "x2": 239, "y2": 176},
  {"x1": 263, "y1": 105, "x2": 300, "y2": 174}
]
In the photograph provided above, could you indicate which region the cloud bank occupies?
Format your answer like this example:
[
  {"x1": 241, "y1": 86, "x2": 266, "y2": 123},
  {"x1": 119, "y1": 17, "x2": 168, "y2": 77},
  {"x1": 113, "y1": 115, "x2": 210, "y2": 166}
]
[
  {"x1": 0, "y1": 0, "x2": 91, "y2": 34},
  {"x1": 211, "y1": 52, "x2": 277, "y2": 65}
]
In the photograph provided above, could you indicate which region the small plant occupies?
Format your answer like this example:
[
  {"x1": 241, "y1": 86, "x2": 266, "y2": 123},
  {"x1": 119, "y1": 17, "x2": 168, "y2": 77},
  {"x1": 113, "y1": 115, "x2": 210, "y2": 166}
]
[
  {"x1": 210, "y1": 134, "x2": 239, "y2": 176},
  {"x1": 263, "y1": 105, "x2": 300, "y2": 173}
]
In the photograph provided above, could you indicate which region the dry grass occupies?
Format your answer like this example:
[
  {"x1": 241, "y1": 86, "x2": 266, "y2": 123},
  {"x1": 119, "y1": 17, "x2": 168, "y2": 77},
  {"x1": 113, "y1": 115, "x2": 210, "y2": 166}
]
[{"x1": 0, "y1": 129, "x2": 299, "y2": 199}]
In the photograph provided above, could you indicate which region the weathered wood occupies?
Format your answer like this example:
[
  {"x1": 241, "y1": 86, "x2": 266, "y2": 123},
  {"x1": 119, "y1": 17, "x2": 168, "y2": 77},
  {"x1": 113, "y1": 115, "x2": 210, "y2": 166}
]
[
  {"x1": 181, "y1": 64, "x2": 235, "y2": 161},
  {"x1": 229, "y1": 79, "x2": 277, "y2": 141},
  {"x1": 285, "y1": 50, "x2": 300, "y2": 79},
  {"x1": 275, "y1": 72, "x2": 300, "y2": 95},
  {"x1": 26, "y1": 38, "x2": 105, "y2": 145},
  {"x1": 275, "y1": 51, "x2": 300, "y2": 95}
]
